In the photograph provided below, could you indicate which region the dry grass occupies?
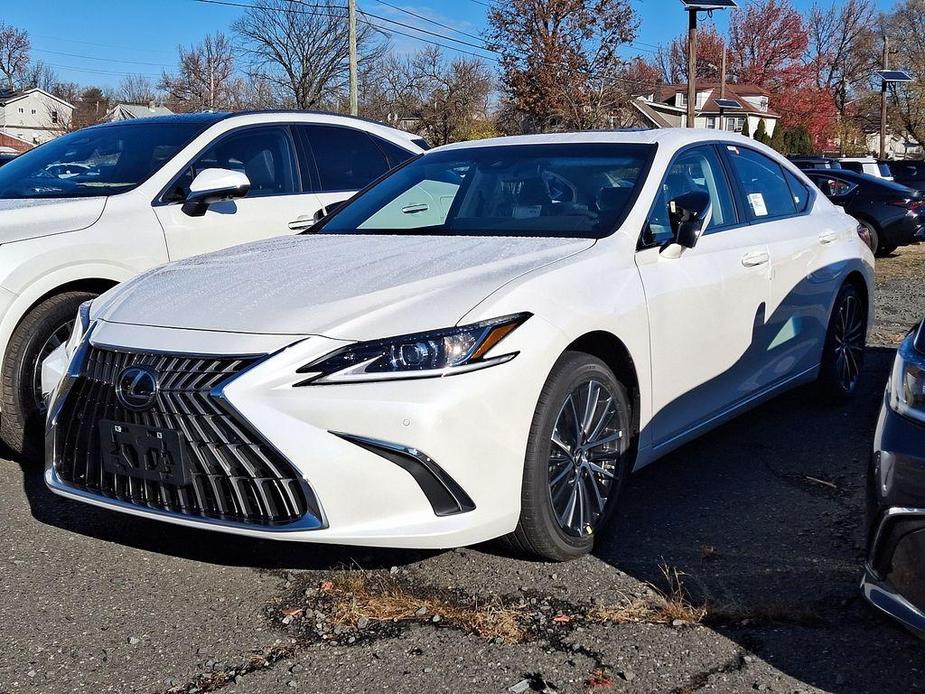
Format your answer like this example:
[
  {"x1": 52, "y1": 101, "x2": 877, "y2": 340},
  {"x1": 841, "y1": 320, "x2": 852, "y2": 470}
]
[
  {"x1": 319, "y1": 573, "x2": 527, "y2": 642},
  {"x1": 588, "y1": 565, "x2": 707, "y2": 626}
]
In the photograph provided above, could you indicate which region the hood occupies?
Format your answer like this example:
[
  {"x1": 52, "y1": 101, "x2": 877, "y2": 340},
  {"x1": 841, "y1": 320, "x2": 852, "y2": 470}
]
[
  {"x1": 94, "y1": 234, "x2": 593, "y2": 340},
  {"x1": 0, "y1": 197, "x2": 106, "y2": 243}
]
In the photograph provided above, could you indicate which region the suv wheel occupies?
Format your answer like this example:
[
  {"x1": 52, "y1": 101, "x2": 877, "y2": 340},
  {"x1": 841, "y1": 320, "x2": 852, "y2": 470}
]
[
  {"x1": 505, "y1": 352, "x2": 632, "y2": 561},
  {"x1": 0, "y1": 291, "x2": 96, "y2": 461}
]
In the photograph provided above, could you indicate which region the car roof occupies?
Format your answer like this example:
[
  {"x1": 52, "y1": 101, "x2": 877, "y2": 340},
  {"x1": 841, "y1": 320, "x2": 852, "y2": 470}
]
[
  {"x1": 429, "y1": 128, "x2": 779, "y2": 154},
  {"x1": 81, "y1": 110, "x2": 423, "y2": 144},
  {"x1": 806, "y1": 167, "x2": 916, "y2": 191}
]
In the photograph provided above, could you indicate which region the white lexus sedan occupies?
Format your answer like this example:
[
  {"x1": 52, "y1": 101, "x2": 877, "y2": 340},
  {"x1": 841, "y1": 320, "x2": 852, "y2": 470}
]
[{"x1": 45, "y1": 130, "x2": 874, "y2": 561}]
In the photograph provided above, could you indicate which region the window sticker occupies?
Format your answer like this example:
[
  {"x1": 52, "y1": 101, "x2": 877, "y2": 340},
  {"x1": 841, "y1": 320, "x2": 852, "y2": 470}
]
[
  {"x1": 747, "y1": 192, "x2": 768, "y2": 217},
  {"x1": 513, "y1": 205, "x2": 542, "y2": 219}
]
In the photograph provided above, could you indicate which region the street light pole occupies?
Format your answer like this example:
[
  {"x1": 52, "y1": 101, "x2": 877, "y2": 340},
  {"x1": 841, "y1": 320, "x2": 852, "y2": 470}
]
[
  {"x1": 880, "y1": 37, "x2": 889, "y2": 161},
  {"x1": 687, "y1": 9, "x2": 697, "y2": 128},
  {"x1": 348, "y1": 0, "x2": 358, "y2": 116}
]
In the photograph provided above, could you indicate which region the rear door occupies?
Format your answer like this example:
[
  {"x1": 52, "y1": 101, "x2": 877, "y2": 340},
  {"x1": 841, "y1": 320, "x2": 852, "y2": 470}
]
[
  {"x1": 154, "y1": 125, "x2": 323, "y2": 260},
  {"x1": 725, "y1": 146, "x2": 842, "y2": 386},
  {"x1": 296, "y1": 124, "x2": 413, "y2": 216},
  {"x1": 636, "y1": 144, "x2": 772, "y2": 447}
]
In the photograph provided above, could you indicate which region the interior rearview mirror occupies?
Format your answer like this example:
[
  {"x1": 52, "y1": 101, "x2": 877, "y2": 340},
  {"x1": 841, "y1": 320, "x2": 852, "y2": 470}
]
[
  {"x1": 182, "y1": 168, "x2": 250, "y2": 217},
  {"x1": 661, "y1": 190, "x2": 712, "y2": 257}
]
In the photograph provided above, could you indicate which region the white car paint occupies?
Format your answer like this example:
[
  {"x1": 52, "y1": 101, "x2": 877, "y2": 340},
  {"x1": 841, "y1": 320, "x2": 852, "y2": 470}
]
[
  {"x1": 0, "y1": 111, "x2": 424, "y2": 413},
  {"x1": 45, "y1": 129, "x2": 874, "y2": 550}
]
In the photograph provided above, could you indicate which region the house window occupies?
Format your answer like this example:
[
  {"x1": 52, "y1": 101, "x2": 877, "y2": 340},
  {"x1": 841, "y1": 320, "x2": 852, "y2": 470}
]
[
  {"x1": 705, "y1": 116, "x2": 717, "y2": 129},
  {"x1": 31, "y1": 108, "x2": 35, "y2": 114},
  {"x1": 726, "y1": 116, "x2": 745, "y2": 133},
  {"x1": 676, "y1": 92, "x2": 686, "y2": 107},
  {"x1": 51, "y1": 110, "x2": 58, "y2": 124},
  {"x1": 18, "y1": 107, "x2": 23, "y2": 113}
]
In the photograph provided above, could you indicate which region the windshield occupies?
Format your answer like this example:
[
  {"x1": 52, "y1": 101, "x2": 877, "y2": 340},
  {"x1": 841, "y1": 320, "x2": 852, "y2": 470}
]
[
  {"x1": 0, "y1": 122, "x2": 209, "y2": 199},
  {"x1": 319, "y1": 143, "x2": 655, "y2": 239}
]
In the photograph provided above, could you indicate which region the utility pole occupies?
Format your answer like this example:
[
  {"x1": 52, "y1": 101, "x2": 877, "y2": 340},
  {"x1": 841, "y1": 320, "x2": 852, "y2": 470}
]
[
  {"x1": 720, "y1": 43, "x2": 726, "y2": 98},
  {"x1": 348, "y1": 0, "x2": 358, "y2": 116},
  {"x1": 880, "y1": 36, "x2": 889, "y2": 160},
  {"x1": 686, "y1": 8, "x2": 697, "y2": 128}
]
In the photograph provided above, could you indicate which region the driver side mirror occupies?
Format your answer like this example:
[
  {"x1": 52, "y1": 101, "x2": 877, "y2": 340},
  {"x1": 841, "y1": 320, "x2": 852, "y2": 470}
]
[
  {"x1": 182, "y1": 168, "x2": 250, "y2": 217},
  {"x1": 661, "y1": 190, "x2": 712, "y2": 258}
]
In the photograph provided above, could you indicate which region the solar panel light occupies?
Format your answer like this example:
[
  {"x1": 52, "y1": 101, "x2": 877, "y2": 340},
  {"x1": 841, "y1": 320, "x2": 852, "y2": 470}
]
[
  {"x1": 714, "y1": 98, "x2": 742, "y2": 109},
  {"x1": 680, "y1": 0, "x2": 738, "y2": 10},
  {"x1": 876, "y1": 69, "x2": 913, "y2": 83}
]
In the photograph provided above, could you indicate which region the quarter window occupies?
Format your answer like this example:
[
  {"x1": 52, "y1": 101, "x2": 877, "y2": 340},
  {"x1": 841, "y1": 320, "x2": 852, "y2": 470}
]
[
  {"x1": 303, "y1": 125, "x2": 392, "y2": 192},
  {"x1": 784, "y1": 169, "x2": 811, "y2": 213},
  {"x1": 644, "y1": 145, "x2": 738, "y2": 247},
  {"x1": 726, "y1": 146, "x2": 796, "y2": 219},
  {"x1": 811, "y1": 176, "x2": 856, "y2": 198}
]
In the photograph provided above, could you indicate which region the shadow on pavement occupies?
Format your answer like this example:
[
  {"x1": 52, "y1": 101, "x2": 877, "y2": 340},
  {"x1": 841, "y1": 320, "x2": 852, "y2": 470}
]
[{"x1": 596, "y1": 345, "x2": 925, "y2": 690}]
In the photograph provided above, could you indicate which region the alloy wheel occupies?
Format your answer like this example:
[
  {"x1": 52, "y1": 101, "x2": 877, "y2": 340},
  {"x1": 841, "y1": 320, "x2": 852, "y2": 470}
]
[
  {"x1": 547, "y1": 379, "x2": 626, "y2": 537},
  {"x1": 832, "y1": 292, "x2": 865, "y2": 392},
  {"x1": 31, "y1": 319, "x2": 73, "y2": 412}
]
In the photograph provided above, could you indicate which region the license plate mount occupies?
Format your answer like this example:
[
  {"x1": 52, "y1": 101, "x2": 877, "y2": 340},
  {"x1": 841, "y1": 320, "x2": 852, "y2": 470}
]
[{"x1": 99, "y1": 420, "x2": 189, "y2": 486}]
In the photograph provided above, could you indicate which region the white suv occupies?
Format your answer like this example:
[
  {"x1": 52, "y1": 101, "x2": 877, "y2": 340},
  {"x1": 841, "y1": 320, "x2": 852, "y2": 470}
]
[
  {"x1": 46, "y1": 130, "x2": 873, "y2": 560},
  {"x1": 0, "y1": 111, "x2": 425, "y2": 458}
]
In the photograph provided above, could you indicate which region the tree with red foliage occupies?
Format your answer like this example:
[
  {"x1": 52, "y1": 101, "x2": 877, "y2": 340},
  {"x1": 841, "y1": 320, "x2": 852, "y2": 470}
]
[
  {"x1": 656, "y1": 24, "x2": 727, "y2": 84},
  {"x1": 486, "y1": 0, "x2": 639, "y2": 133},
  {"x1": 727, "y1": 0, "x2": 835, "y2": 151}
]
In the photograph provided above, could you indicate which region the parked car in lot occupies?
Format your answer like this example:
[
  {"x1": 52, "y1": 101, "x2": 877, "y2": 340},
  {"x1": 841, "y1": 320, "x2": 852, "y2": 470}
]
[
  {"x1": 0, "y1": 110, "x2": 425, "y2": 459},
  {"x1": 837, "y1": 156, "x2": 894, "y2": 180},
  {"x1": 0, "y1": 151, "x2": 18, "y2": 168},
  {"x1": 864, "y1": 319, "x2": 925, "y2": 639},
  {"x1": 886, "y1": 160, "x2": 925, "y2": 192},
  {"x1": 44, "y1": 130, "x2": 873, "y2": 561},
  {"x1": 803, "y1": 168, "x2": 925, "y2": 256},
  {"x1": 788, "y1": 155, "x2": 842, "y2": 171}
]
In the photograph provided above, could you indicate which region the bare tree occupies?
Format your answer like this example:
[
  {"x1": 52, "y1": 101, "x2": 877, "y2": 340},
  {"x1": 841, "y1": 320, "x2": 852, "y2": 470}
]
[
  {"x1": 655, "y1": 24, "x2": 726, "y2": 83},
  {"x1": 115, "y1": 75, "x2": 159, "y2": 105},
  {"x1": 0, "y1": 22, "x2": 30, "y2": 91},
  {"x1": 884, "y1": 0, "x2": 925, "y2": 147},
  {"x1": 363, "y1": 47, "x2": 494, "y2": 145},
  {"x1": 160, "y1": 32, "x2": 236, "y2": 112},
  {"x1": 232, "y1": 0, "x2": 386, "y2": 110},
  {"x1": 17, "y1": 60, "x2": 58, "y2": 91},
  {"x1": 486, "y1": 0, "x2": 639, "y2": 133}
]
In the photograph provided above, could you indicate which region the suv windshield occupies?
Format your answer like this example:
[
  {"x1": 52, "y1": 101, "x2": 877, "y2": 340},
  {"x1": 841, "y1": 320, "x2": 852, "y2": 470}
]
[
  {"x1": 0, "y1": 122, "x2": 209, "y2": 199},
  {"x1": 319, "y1": 143, "x2": 655, "y2": 239}
]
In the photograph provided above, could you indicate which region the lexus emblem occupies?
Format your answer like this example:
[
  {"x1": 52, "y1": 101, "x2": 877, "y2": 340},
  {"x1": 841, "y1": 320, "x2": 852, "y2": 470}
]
[{"x1": 116, "y1": 365, "x2": 159, "y2": 411}]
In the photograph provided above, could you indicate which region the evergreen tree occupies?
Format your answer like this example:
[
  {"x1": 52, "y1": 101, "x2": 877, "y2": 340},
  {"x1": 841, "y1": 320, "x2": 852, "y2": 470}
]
[
  {"x1": 741, "y1": 117, "x2": 751, "y2": 138},
  {"x1": 754, "y1": 118, "x2": 768, "y2": 144}
]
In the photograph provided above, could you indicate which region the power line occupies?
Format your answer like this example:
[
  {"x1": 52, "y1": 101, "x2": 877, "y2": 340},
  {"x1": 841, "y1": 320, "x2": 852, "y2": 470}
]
[
  {"x1": 372, "y1": 0, "x2": 486, "y2": 42},
  {"x1": 45, "y1": 63, "x2": 162, "y2": 79},
  {"x1": 33, "y1": 48, "x2": 172, "y2": 69}
]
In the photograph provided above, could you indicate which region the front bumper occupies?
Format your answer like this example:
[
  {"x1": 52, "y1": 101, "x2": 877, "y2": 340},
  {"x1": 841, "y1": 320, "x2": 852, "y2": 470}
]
[
  {"x1": 863, "y1": 392, "x2": 925, "y2": 638},
  {"x1": 46, "y1": 317, "x2": 560, "y2": 549}
]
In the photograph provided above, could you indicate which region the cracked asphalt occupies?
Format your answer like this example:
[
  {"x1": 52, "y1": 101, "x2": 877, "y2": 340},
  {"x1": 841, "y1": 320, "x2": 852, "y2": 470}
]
[{"x1": 2, "y1": 245, "x2": 924, "y2": 694}]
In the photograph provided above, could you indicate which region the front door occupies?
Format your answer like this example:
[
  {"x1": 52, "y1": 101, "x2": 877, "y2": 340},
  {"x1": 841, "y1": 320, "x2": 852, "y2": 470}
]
[
  {"x1": 636, "y1": 144, "x2": 771, "y2": 447},
  {"x1": 154, "y1": 125, "x2": 323, "y2": 260}
]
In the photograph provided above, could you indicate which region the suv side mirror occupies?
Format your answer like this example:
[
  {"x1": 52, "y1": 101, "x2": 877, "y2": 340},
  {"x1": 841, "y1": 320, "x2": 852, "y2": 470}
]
[
  {"x1": 182, "y1": 168, "x2": 250, "y2": 217},
  {"x1": 662, "y1": 190, "x2": 712, "y2": 257}
]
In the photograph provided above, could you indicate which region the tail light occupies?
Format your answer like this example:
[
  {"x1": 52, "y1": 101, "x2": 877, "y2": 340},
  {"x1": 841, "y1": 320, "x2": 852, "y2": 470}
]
[{"x1": 889, "y1": 199, "x2": 925, "y2": 212}]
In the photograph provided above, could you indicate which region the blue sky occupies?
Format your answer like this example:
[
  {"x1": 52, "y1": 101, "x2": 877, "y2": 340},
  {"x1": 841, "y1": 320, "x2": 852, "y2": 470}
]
[{"x1": 1, "y1": 0, "x2": 900, "y2": 90}]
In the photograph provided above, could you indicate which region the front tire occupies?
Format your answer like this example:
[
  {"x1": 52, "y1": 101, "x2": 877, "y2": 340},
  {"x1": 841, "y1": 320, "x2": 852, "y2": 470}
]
[
  {"x1": 505, "y1": 352, "x2": 632, "y2": 561},
  {"x1": 816, "y1": 282, "x2": 867, "y2": 401},
  {"x1": 0, "y1": 291, "x2": 96, "y2": 461}
]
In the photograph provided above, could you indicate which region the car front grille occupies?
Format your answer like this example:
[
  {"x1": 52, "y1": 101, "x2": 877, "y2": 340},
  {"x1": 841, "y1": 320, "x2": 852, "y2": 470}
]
[{"x1": 53, "y1": 346, "x2": 317, "y2": 526}]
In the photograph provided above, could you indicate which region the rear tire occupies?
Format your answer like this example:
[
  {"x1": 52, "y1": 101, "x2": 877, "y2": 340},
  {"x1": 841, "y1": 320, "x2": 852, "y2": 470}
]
[
  {"x1": 816, "y1": 282, "x2": 867, "y2": 401},
  {"x1": 504, "y1": 352, "x2": 632, "y2": 561},
  {"x1": 0, "y1": 292, "x2": 96, "y2": 462}
]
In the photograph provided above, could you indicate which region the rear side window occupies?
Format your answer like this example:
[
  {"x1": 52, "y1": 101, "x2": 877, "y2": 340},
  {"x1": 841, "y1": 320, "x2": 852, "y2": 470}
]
[
  {"x1": 840, "y1": 161, "x2": 862, "y2": 174},
  {"x1": 726, "y1": 146, "x2": 796, "y2": 219},
  {"x1": 784, "y1": 169, "x2": 811, "y2": 213},
  {"x1": 302, "y1": 125, "x2": 392, "y2": 192},
  {"x1": 810, "y1": 175, "x2": 857, "y2": 198}
]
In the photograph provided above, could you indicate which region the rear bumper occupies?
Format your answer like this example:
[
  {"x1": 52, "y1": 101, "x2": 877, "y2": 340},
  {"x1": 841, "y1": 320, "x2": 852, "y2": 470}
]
[{"x1": 861, "y1": 560, "x2": 925, "y2": 639}]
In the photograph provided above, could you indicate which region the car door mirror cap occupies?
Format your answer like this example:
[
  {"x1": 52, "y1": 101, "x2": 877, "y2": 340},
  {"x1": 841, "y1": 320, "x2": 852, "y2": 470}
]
[
  {"x1": 661, "y1": 191, "x2": 712, "y2": 257},
  {"x1": 182, "y1": 168, "x2": 251, "y2": 217}
]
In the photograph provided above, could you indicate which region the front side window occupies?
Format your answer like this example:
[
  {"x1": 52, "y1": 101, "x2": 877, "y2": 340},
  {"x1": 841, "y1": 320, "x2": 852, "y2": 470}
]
[
  {"x1": 167, "y1": 126, "x2": 298, "y2": 201},
  {"x1": 0, "y1": 122, "x2": 208, "y2": 199},
  {"x1": 319, "y1": 143, "x2": 655, "y2": 239},
  {"x1": 643, "y1": 145, "x2": 737, "y2": 247},
  {"x1": 303, "y1": 125, "x2": 392, "y2": 192},
  {"x1": 726, "y1": 146, "x2": 796, "y2": 219}
]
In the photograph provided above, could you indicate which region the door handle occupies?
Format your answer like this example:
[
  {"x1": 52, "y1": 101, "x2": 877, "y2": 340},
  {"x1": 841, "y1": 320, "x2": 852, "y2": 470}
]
[
  {"x1": 288, "y1": 215, "x2": 316, "y2": 231},
  {"x1": 741, "y1": 251, "x2": 769, "y2": 267},
  {"x1": 818, "y1": 231, "x2": 839, "y2": 244}
]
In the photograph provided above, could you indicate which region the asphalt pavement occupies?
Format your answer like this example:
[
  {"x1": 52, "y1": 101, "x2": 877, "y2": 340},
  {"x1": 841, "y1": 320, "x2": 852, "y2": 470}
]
[{"x1": 2, "y1": 245, "x2": 924, "y2": 694}]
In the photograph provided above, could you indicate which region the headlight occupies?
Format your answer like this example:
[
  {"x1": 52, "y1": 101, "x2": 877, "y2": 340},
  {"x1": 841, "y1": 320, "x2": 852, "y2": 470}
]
[
  {"x1": 295, "y1": 313, "x2": 531, "y2": 385},
  {"x1": 64, "y1": 300, "x2": 93, "y2": 360},
  {"x1": 889, "y1": 326, "x2": 925, "y2": 424}
]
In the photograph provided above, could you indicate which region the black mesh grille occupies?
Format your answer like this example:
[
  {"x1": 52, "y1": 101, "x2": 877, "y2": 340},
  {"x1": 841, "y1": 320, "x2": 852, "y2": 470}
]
[{"x1": 53, "y1": 347, "x2": 314, "y2": 526}]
